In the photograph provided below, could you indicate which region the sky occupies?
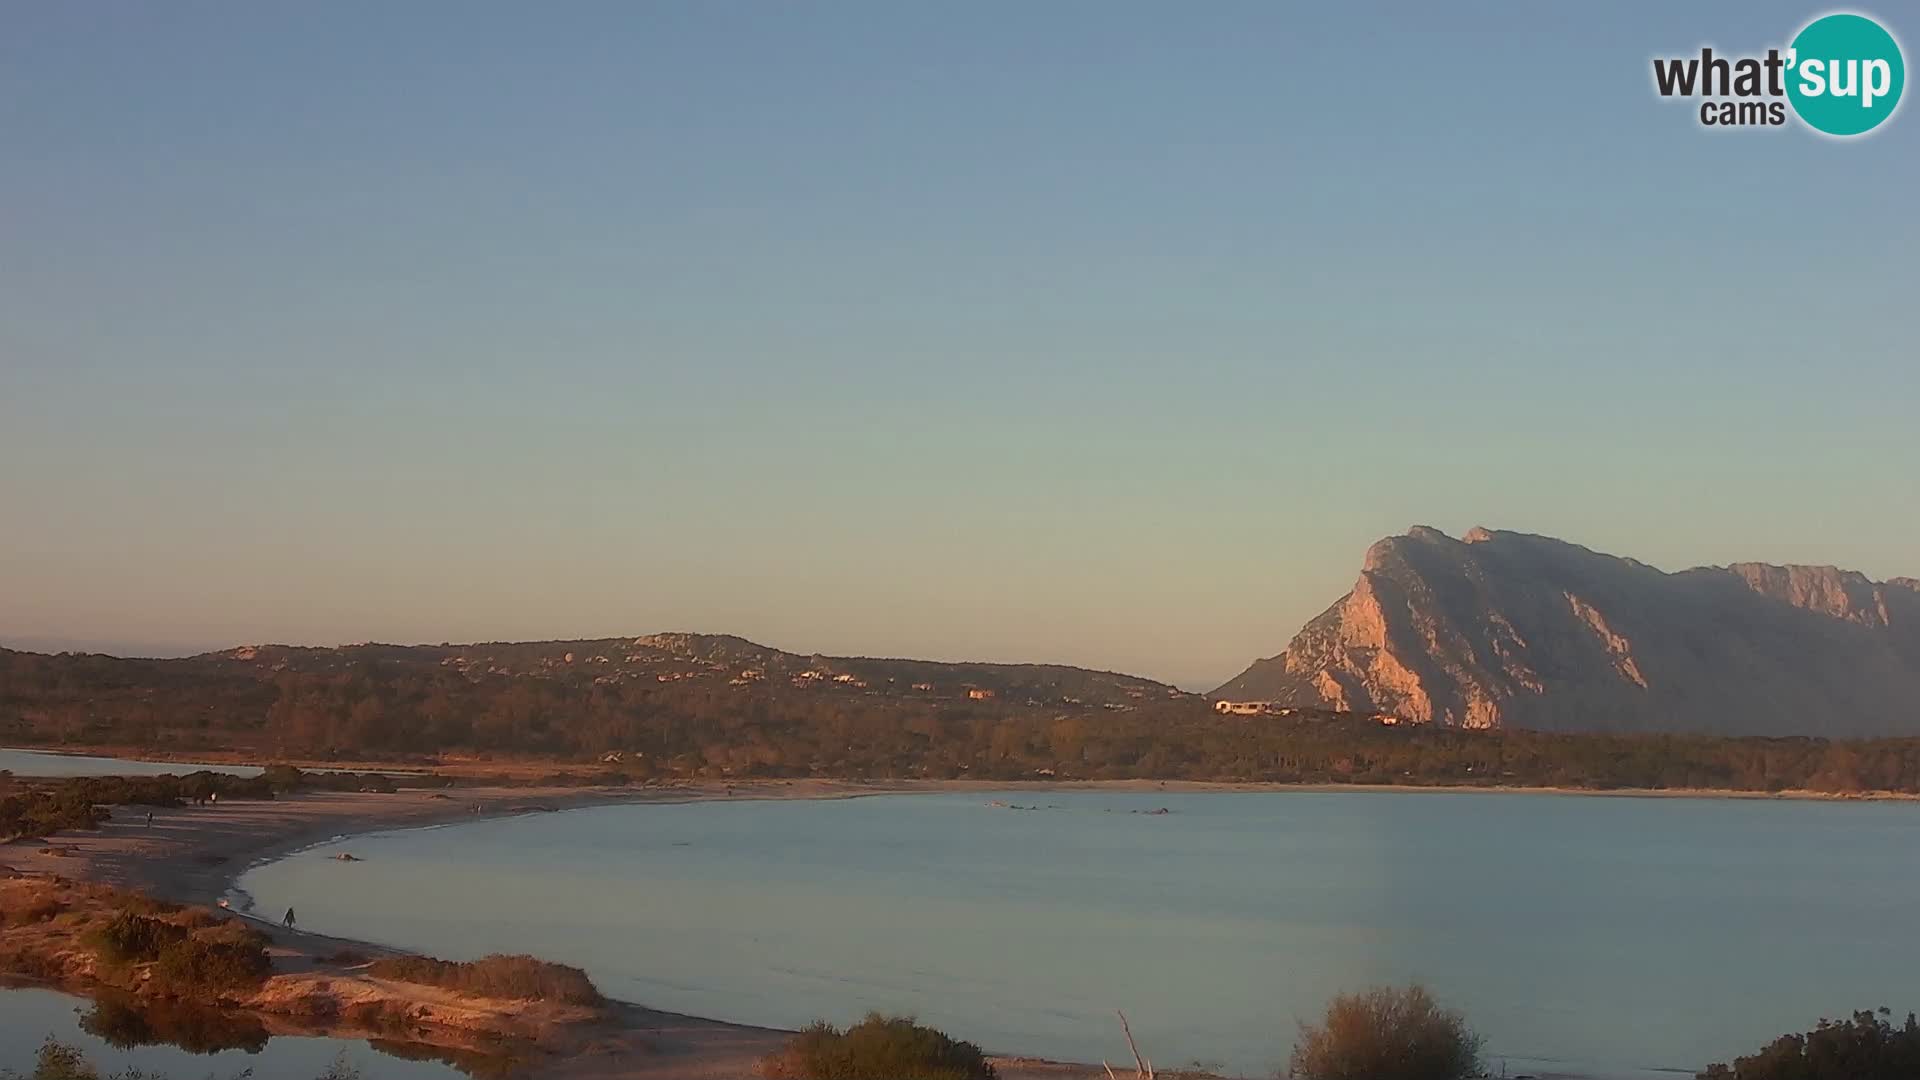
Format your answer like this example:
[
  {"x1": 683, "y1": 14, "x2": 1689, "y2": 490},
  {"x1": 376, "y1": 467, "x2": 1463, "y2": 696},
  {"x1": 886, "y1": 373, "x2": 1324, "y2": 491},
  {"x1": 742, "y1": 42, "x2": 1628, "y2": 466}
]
[{"x1": 1, "y1": 2, "x2": 1914, "y2": 690}]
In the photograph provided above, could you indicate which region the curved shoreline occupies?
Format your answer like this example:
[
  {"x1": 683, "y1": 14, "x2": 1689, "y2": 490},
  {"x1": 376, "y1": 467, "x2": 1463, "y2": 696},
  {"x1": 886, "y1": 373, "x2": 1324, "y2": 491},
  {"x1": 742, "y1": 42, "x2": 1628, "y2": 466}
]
[
  {"x1": 5, "y1": 780, "x2": 1128, "y2": 1079},
  {"x1": 13, "y1": 777, "x2": 1905, "y2": 1077}
]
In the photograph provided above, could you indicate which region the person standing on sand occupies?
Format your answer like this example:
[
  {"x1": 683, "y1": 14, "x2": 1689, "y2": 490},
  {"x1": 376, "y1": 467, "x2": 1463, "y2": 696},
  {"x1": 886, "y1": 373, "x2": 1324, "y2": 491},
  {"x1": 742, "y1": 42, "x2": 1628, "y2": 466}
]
[
  {"x1": 283, "y1": 907, "x2": 296, "y2": 929},
  {"x1": 145, "y1": 811, "x2": 153, "y2": 827}
]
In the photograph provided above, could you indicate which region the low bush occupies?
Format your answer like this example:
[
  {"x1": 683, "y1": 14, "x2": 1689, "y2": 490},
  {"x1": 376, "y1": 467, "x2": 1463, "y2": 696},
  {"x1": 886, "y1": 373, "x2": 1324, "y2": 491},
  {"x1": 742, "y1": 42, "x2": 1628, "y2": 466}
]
[
  {"x1": 119, "y1": 895, "x2": 182, "y2": 918},
  {"x1": 189, "y1": 917, "x2": 270, "y2": 951},
  {"x1": 367, "y1": 953, "x2": 605, "y2": 1006},
  {"x1": 152, "y1": 935, "x2": 271, "y2": 993},
  {"x1": 85, "y1": 912, "x2": 188, "y2": 966},
  {"x1": 762, "y1": 1013, "x2": 997, "y2": 1080},
  {"x1": 1698, "y1": 1008, "x2": 1920, "y2": 1079},
  {"x1": 1289, "y1": 985, "x2": 1482, "y2": 1080},
  {"x1": 174, "y1": 907, "x2": 225, "y2": 930},
  {"x1": 81, "y1": 908, "x2": 270, "y2": 993},
  {"x1": 260, "y1": 765, "x2": 402, "y2": 795}
]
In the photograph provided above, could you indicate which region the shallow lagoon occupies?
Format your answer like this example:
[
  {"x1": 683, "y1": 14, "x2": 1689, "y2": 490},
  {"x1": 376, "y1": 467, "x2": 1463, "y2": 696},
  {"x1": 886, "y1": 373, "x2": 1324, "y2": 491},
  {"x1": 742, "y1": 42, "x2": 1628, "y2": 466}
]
[{"x1": 237, "y1": 790, "x2": 1920, "y2": 1078}]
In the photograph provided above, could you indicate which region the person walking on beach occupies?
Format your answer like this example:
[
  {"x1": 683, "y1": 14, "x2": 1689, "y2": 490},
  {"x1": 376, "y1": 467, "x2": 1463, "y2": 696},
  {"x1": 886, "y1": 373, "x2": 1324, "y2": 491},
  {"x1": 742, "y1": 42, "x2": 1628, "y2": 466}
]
[
  {"x1": 283, "y1": 907, "x2": 296, "y2": 929},
  {"x1": 145, "y1": 811, "x2": 153, "y2": 827}
]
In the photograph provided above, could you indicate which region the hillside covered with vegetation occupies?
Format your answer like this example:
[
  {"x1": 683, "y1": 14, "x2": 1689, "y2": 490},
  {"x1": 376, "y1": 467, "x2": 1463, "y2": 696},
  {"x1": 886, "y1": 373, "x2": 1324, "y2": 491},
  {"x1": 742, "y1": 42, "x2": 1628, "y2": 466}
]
[{"x1": 6, "y1": 640, "x2": 1920, "y2": 794}]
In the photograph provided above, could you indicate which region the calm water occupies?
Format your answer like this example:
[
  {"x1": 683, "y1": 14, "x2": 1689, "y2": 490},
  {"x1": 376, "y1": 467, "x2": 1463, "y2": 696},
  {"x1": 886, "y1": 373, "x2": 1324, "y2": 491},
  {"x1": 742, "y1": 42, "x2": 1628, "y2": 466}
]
[
  {"x1": 236, "y1": 791, "x2": 1920, "y2": 1079},
  {"x1": 0, "y1": 747, "x2": 264, "y2": 778},
  {"x1": 0, "y1": 986, "x2": 464, "y2": 1078}
]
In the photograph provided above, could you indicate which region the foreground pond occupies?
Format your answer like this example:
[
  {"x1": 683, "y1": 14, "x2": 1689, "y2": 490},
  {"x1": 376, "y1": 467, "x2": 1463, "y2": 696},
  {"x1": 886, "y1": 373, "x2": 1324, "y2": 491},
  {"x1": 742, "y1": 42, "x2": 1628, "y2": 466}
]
[{"x1": 0, "y1": 986, "x2": 468, "y2": 1078}]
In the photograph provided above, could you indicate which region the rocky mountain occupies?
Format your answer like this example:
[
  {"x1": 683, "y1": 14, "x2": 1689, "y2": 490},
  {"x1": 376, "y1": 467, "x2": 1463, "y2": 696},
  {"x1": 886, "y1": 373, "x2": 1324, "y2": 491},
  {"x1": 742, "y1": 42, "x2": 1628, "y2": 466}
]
[{"x1": 1214, "y1": 527, "x2": 1920, "y2": 736}]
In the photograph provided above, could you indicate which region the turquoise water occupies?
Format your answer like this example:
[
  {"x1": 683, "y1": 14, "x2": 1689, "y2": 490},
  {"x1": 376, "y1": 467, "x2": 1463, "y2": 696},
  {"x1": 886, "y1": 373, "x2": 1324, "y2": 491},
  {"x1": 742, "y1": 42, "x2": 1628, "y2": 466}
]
[
  {"x1": 236, "y1": 791, "x2": 1920, "y2": 1079},
  {"x1": 0, "y1": 986, "x2": 464, "y2": 1078}
]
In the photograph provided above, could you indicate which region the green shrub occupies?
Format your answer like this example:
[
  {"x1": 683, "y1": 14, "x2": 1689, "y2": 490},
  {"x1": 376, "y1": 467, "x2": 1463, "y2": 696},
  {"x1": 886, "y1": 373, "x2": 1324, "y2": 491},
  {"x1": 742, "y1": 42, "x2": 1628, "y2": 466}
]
[
  {"x1": 1289, "y1": 985, "x2": 1482, "y2": 1080},
  {"x1": 189, "y1": 917, "x2": 271, "y2": 951},
  {"x1": 81, "y1": 909, "x2": 270, "y2": 992},
  {"x1": 1698, "y1": 1008, "x2": 1920, "y2": 1080},
  {"x1": 367, "y1": 953, "x2": 604, "y2": 1006},
  {"x1": 85, "y1": 912, "x2": 188, "y2": 966},
  {"x1": 762, "y1": 1013, "x2": 997, "y2": 1080},
  {"x1": 153, "y1": 935, "x2": 272, "y2": 993}
]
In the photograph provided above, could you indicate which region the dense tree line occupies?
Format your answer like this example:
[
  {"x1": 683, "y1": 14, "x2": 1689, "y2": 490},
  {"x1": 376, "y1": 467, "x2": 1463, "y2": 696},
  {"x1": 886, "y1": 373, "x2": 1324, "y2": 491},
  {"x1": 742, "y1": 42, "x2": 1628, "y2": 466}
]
[
  {"x1": 1698, "y1": 1009, "x2": 1920, "y2": 1079},
  {"x1": 8, "y1": 649, "x2": 1920, "y2": 794}
]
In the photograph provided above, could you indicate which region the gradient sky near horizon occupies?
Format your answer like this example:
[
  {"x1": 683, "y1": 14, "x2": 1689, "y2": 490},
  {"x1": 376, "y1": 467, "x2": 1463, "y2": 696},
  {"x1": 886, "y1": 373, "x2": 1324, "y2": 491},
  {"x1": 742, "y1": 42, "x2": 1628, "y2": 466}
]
[{"x1": 2, "y1": 2, "x2": 1915, "y2": 689}]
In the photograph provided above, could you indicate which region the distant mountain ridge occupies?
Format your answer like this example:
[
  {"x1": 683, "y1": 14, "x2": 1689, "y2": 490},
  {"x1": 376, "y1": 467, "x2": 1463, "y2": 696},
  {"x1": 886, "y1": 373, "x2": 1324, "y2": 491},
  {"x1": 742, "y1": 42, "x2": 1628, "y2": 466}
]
[
  {"x1": 1214, "y1": 527, "x2": 1920, "y2": 736},
  {"x1": 190, "y1": 631, "x2": 1189, "y2": 708}
]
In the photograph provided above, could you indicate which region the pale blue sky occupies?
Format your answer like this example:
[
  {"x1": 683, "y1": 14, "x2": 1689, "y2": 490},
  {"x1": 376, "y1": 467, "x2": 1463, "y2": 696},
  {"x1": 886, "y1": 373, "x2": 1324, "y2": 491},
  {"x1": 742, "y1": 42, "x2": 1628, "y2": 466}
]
[{"x1": 2, "y1": 2, "x2": 1914, "y2": 688}]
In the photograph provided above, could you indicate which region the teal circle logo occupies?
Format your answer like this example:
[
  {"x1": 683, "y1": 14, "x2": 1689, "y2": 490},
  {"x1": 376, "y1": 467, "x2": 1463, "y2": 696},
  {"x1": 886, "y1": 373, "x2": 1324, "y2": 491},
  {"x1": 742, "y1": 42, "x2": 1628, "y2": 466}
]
[{"x1": 1786, "y1": 13, "x2": 1905, "y2": 136}]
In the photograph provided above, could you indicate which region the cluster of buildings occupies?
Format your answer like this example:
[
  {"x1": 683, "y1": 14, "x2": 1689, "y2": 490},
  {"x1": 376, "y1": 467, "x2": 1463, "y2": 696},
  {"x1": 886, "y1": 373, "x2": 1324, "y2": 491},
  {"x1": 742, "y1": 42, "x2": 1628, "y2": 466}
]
[
  {"x1": 1211, "y1": 699, "x2": 1300, "y2": 717},
  {"x1": 1210, "y1": 699, "x2": 1418, "y2": 726},
  {"x1": 791, "y1": 669, "x2": 870, "y2": 689}
]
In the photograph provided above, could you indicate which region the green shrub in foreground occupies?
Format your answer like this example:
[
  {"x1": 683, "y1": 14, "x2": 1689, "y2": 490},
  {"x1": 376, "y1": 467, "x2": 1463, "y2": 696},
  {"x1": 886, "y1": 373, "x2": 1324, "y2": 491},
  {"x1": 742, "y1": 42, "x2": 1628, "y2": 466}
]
[
  {"x1": 1289, "y1": 984, "x2": 1482, "y2": 1080},
  {"x1": 81, "y1": 908, "x2": 270, "y2": 994},
  {"x1": 152, "y1": 935, "x2": 272, "y2": 993},
  {"x1": 762, "y1": 1013, "x2": 997, "y2": 1080}
]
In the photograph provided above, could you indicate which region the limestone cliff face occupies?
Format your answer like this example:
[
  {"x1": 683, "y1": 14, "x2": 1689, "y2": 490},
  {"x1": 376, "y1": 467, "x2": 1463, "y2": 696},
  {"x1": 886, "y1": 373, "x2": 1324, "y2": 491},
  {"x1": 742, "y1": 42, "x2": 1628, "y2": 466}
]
[{"x1": 1214, "y1": 528, "x2": 1920, "y2": 736}]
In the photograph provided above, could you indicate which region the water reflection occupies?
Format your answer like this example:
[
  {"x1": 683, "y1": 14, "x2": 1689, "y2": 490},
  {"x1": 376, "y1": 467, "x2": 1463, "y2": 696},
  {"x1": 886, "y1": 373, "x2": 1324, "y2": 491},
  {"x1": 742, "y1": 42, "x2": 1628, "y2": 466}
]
[
  {"x1": 0, "y1": 986, "x2": 469, "y2": 1079},
  {"x1": 368, "y1": 1038, "x2": 528, "y2": 1080},
  {"x1": 79, "y1": 992, "x2": 270, "y2": 1055}
]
